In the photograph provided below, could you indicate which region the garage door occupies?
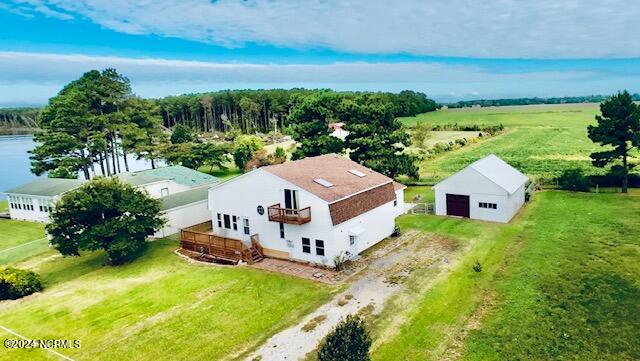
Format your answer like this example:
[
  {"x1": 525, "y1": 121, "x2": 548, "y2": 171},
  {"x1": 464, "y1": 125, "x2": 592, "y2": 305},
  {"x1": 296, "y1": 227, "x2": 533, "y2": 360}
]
[{"x1": 446, "y1": 194, "x2": 470, "y2": 218}]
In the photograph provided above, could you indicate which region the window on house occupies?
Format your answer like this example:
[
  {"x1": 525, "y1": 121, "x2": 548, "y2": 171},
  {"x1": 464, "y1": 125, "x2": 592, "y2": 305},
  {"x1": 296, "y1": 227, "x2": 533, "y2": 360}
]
[
  {"x1": 394, "y1": 198, "x2": 398, "y2": 207},
  {"x1": 217, "y1": 213, "x2": 222, "y2": 228},
  {"x1": 279, "y1": 222, "x2": 285, "y2": 239},
  {"x1": 302, "y1": 238, "x2": 311, "y2": 254},
  {"x1": 284, "y1": 189, "x2": 299, "y2": 209},
  {"x1": 232, "y1": 215, "x2": 238, "y2": 231},
  {"x1": 223, "y1": 214, "x2": 231, "y2": 229},
  {"x1": 349, "y1": 235, "x2": 356, "y2": 245},
  {"x1": 243, "y1": 218, "x2": 250, "y2": 235},
  {"x1": 315, "y1": 239, "x2": 325, "y2": 256},
  {"x1": 161, "y1": 187, "x2": 169, "y2": 197}
]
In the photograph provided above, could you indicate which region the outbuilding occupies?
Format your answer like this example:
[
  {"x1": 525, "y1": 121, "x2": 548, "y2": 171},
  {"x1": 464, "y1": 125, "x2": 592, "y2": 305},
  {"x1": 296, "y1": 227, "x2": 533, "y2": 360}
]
[{"x1": 433, "y1": 154, "x2": 528, "y2": 223}]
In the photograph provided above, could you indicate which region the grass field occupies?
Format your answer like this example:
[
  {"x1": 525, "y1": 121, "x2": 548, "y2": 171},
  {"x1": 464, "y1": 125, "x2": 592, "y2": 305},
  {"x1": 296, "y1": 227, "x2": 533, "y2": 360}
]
[
  {"x1": 0, "y1": 200, "x2": 7, "y2": 212},
  {"x1": 0, "y1": 239, "x2": 335, "y2": 361},
  {"x1": 0, "y1": 218, "x2": 47, "y2": 265},
  {"x1": 370, "y1": 191, "x2": 640, "y2": 360},
  {"x1": 399, "y1": 103, "x2": 621, "y2": 184}
]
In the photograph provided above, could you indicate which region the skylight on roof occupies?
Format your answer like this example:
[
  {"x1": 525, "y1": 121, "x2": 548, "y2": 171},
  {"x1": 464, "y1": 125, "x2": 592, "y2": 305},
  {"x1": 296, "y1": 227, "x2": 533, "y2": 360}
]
[
  {"x1": 314, "y1": 178, "x2": 334, "y2": 188},
  {"x1": 349, "y1": 169, "x2": 366, "y2": 178}
]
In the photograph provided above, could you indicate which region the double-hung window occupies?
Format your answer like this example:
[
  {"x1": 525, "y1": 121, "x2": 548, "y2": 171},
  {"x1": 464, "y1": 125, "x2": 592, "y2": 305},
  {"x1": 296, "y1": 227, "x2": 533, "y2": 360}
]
[
  {"x1": 217, "y1": 213, "x2": 223, "y2": 228},
  {"x1": 243, "y1": 218, "x2": 250, "y2": 235},
  {"x1": 232, "y1": 216, "x2": 238, "y2": 231},
  {"x1": 315, "y1": 240, "x2": 325, "y2": 256},
  {"x1": 302, "y1": 238, "x2": 311, "y2": 254}
]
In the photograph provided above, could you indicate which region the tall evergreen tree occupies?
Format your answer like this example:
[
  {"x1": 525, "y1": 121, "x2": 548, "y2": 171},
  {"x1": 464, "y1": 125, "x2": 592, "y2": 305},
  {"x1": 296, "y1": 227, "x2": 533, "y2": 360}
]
[
  {"x1": 288, "y1": 92, "x2": 345, "y2": 159},
  {"x1": 588, "y1": 91, "x2": 640, "y2": 193},
  {"x1": 31, "y1": 69, "x2": 132, "y2": 179},
  {"x1": 344, "y1": 95, "x2": 419, "y2": 179}
]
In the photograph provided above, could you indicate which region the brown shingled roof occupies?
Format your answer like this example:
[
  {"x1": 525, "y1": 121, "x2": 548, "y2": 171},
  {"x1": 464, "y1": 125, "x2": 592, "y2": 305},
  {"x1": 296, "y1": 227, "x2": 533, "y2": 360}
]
[
  {"x1": 262, "y1": 154, "x2": 394, "y2": 203},
  {"x1": 329, "y1": 182, "x2": 396, "y2": 225}
]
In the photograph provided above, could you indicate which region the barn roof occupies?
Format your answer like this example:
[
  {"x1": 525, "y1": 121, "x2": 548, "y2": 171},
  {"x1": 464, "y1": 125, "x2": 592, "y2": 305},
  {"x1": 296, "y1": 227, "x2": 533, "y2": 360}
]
[{"x1": 434, "y1": 154, "x2": 528, "y2": 194}]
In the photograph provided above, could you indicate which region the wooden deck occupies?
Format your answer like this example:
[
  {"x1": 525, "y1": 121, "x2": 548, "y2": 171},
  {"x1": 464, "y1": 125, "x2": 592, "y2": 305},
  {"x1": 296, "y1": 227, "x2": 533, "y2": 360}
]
[
  {"x1": 180, "y1": 222, "x2": 264, "y2": 264},
  {"x1": 267, "y1": 203, "x2": 311, "y2": 225}
]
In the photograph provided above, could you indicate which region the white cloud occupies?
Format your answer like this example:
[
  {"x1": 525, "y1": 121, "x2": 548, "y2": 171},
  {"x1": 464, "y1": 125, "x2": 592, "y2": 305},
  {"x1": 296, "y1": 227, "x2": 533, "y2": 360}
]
[
  {"x1": 6, "y1": 0, "x2": 640, "y2": 58},
  {"x1": 0, "y1": 51, "x2": 638, "y2": 106}
]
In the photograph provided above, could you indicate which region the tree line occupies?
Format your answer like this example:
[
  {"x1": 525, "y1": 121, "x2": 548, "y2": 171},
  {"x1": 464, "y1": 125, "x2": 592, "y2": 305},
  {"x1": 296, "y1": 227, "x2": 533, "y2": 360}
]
[
  {"x1": 29, "y1": 69, "x2": 436, "y2": 180},
  {"x1": 156, "y1": 88, "x2": 438, "y2": 133},
  {"x1": 447, "y1": 94, "x2": 640, "y2": 108},
  {"x1": 0, "y1": 107, "x2": 41, "y2": 131}
]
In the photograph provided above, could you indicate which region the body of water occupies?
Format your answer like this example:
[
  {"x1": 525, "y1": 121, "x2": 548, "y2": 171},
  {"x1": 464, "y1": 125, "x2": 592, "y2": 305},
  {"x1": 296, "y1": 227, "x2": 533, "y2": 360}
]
[{"x1": 0, "y1": 135, "x2": 158, "y2": 200}]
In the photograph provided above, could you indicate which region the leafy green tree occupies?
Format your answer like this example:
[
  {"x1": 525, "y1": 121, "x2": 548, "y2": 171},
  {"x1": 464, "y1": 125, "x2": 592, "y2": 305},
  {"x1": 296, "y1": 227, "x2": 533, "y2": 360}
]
[
  {"x1": 411, "y1": 122, "x2": 432, "y2": 148},
  {"x1": 162, "y1": 142, "x2": 230, "y2": 170},
  {"x1": 288, "y1": 92, "x2": 345, "y2": 159},
  {"x1": 47, "y1": 177, "x2": 165, "y2": 265},
  {"x1": 317, "y1": 314, "x2": 371, "y2": 361},
  {"x1": 344, "y1": 95, "x2": 419, "y2": 179},
  {"x1": 233, "y1": 134, "x2": 264, "y2": 171},
  {"x1": 588, "y1": 91, "x2": 640, "y2": 193},
  {"x1": 170, "y1": 124, "x2": 195, "y2": 144}
]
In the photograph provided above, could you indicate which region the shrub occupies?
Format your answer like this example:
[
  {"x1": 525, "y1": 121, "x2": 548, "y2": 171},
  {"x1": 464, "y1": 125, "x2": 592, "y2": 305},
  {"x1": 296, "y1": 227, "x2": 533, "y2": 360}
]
[
  {"x1": 333, "y1": 251, "x2": 352, "y2": 271},
  {"x1": 318, "y1": 314, "x2": 371, "y2": 361},
  {"x1": 557, "y1": 168, "x2": 592, "y2": 192},
  {"x1": 0, "y1": 267, "x2": 43, "y2": 300},
  {"x1": 473, "y1": 261, "x2": 483, "y2": 273}
]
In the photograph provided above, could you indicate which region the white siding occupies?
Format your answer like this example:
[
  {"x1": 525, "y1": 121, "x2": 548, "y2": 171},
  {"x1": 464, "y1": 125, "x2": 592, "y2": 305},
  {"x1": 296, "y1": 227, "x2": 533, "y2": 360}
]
[
  {"x1": 434, "y1": 167, "x2": 524, "y2": 223},
  {"x1": 209, "y1": 169, "x2": 334, "y2": 265},
  {"x1": 331, "y1": 200, "x2": 397, "y2": 256},
  {"x1": 139, "y1": 180, "x2": 190, "y2": 199},
  {"x1": 6, "y1": 194, "x2": 56, "y2": 223},
  {"x1": 208, "y1": 169, "x2": 402, "y2": 267},
  {"x1": 154, "y1": 201, "x2": 210, "y2": 238}
]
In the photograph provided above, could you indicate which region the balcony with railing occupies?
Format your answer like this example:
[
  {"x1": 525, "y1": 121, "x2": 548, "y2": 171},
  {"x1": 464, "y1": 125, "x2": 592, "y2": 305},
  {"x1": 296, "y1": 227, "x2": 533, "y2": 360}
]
[{"x1": 267, "y1": 203, "x2": 312, "y2": 225}]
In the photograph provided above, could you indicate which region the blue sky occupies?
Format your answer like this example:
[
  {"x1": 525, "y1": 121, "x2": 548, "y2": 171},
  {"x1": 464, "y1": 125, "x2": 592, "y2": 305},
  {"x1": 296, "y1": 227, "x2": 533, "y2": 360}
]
[{"x1": 1, "y1": 1, "x2": 639, "y2": 106}]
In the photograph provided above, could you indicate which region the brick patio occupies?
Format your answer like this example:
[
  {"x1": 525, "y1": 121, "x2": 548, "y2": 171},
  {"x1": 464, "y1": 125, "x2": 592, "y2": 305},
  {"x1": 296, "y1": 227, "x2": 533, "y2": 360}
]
[{"x1": 250, "y1": 258, "x2": 338, "y2": 284}]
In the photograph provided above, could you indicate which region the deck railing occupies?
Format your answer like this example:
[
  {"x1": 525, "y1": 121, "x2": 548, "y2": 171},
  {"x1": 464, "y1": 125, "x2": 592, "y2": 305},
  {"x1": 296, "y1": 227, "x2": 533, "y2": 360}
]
[
  {"x1": 180, "y1": 222, "x2": 263, "y2": 264},
  {"x1": 267, "y1": 203, "x2": 312, "y2": 225}
]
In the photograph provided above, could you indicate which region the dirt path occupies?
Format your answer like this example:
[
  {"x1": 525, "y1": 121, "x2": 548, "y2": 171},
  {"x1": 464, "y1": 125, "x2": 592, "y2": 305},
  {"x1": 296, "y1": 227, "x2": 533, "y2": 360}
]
[{"x1": 246, "y1": 230, "x2": 448, "y2": 360}]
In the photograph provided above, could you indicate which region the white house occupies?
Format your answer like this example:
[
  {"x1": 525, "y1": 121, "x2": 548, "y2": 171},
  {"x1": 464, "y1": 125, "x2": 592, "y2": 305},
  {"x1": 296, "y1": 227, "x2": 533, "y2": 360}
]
[
  {"x1": 207, "y1": 154, "x2": 406, "y2": 266},
  {"x1": 4, "y1": 166, "x2": 218, "y2": 233},
  {"x1": 433, "y1": 154, "x2": 528, "y2": 223}
]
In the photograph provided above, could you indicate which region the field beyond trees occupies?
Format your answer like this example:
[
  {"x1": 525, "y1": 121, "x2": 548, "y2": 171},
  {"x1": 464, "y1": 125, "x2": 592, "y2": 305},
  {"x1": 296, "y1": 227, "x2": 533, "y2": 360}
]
[{"x1": 400, "y1": 103, "x2": 621, "y2": 184}]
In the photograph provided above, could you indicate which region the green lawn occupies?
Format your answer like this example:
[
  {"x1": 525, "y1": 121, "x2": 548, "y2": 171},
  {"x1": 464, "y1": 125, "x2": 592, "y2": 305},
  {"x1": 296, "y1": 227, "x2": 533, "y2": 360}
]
[
  {"x1": 0, "y1": 219, "x2": 47, "y2": 265},
  {"x1": 399, "y1": 103, "x2": 625, "y2": 184},
  {"x1": 197, "y1": 164, "x2": 243, "y2": 181},
  {"x1": 0, "y1": 200, "x2": 7, "y2": 212},
  {"x1": 403, "y1": 185, "x2": 435, "y2": 203},
  {"x1": 0, "y1": 239, "x2": 334, "y2": 360},
  {"x1": 371, "y1": 191, "x2": 640, "y2": 360}
]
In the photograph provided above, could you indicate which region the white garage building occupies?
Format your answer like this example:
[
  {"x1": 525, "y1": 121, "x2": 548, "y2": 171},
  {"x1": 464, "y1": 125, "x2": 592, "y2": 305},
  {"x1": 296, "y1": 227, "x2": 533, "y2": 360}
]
[{"x1": 433, "y1": 154, "x2": 528, "y2": 223}]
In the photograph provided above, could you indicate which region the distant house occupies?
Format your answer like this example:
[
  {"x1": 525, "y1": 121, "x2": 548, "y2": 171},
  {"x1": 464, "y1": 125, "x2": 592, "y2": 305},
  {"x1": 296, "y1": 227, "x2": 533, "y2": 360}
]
[
  {"x1": 202, "y1": 154, "x2": 406, "y2": 266},
  {"x1": 4, "y1": 166, "x2": 218, "y2": 235},
  {"x1": 329, "y1": 122, "x2": 350, "y2": 141},
  {"x1": 433, "y1": 154, "x2": 528, "y2": 223}
]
